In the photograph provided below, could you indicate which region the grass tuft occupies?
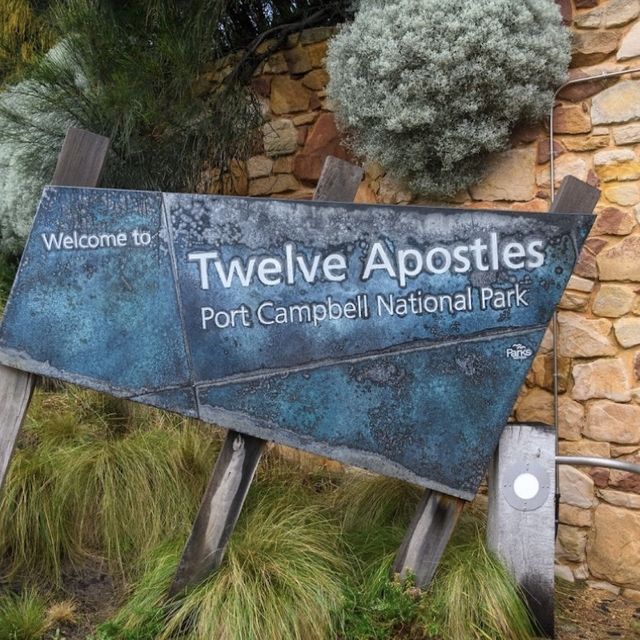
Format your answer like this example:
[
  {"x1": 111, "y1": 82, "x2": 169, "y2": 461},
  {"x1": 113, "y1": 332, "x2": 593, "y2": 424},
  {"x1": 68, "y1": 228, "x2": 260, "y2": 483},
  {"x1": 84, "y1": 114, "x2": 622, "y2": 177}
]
[
  {"x1": 102, "y1": 487, "x2": 346, "y2": 640},
  {"x1": 0, "y1": 589, "x2": 48, "y2": 640},
  {"x1": 0, "y1": 388, "x2": 220, "y2": 582},
  {"x1": 422, "y1": 529, "x2": 536, "y2": 640}
]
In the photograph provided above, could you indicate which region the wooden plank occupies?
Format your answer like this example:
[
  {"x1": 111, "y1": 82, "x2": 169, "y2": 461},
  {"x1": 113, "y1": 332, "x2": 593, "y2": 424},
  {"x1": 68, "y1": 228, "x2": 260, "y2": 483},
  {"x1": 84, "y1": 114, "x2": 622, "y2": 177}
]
[
  {"x1": 169, "y1": 155, "x2": 364, "y2": 595},
  {"x1": 169, "y1": 431, "x2": 266, "y2": 596},
  {"x1": 0, "y1": 128, "x2": 110, "y2": 494},
  {"x1": 51, "y1": 127, "x2": 110, "y2": 187},
  {"x1": 487, "y1": 424, "x2": 556, "y2": 638},
  {"x1": 0, "y1": 365, "x2": 34, "y2": 493},
  {"x1": 549, "y1": 175, "x2": 600, "y2": 214},
  {"x1": 313, "y1": 156, "x2": 364, "y2": 203},
  {"x1": 486, "y1": 176, "x2": 599, "y2": 637},
  {"x1": 392, "y1": 490, "x2": 464, "y2": 587}
]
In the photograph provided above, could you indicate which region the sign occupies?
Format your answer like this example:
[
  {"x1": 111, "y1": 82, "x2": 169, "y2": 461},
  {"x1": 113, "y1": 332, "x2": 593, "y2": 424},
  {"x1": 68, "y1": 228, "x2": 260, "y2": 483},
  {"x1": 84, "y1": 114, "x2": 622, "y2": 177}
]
[{"x1": 0, "y1": 187, "x2": 593, "y2": 499}]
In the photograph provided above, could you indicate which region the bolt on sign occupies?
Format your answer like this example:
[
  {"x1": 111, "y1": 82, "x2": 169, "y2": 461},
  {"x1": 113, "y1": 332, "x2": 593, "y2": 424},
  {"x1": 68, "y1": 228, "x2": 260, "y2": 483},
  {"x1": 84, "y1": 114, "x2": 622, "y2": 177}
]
[{"x1": 0, "y1": 187, "x2": 592, "y2": 499}]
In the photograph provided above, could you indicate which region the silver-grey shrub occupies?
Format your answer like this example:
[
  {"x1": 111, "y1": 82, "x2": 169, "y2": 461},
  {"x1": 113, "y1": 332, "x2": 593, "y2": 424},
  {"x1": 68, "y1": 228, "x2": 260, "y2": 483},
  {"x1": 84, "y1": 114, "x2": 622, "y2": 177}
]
[{"x1": 327, "y1": 0, "x2": 570, "y2": 197}]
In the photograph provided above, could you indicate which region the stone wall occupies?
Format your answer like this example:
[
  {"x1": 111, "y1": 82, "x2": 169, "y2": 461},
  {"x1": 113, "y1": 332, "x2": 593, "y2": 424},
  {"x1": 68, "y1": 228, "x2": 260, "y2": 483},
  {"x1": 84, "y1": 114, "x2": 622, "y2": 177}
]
[{"x1": 198, "y1": 1, "x2": 640, "y2": 596}]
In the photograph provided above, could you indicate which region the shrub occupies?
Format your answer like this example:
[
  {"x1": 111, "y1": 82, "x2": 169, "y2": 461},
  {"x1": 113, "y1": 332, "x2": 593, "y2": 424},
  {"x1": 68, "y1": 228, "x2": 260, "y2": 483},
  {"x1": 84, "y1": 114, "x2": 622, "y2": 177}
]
[
  {"x1": 100, "y1": 490, "x2": 346, "y2": 640},
  {"x1": 327, "y1": 0, "x2": 570, "y2": 197}
]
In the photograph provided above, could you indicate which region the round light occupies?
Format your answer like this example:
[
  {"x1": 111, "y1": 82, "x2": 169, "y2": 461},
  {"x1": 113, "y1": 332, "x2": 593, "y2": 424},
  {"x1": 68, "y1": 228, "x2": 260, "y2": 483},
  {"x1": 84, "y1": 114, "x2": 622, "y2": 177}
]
[{"x1": 513, "y1": 472, "x2": 540, "y2": 501}]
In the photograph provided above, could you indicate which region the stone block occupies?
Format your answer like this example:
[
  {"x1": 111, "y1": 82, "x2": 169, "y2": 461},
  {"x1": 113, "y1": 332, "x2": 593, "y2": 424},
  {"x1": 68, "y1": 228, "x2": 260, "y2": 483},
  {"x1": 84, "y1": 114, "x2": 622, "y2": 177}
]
[
  {"x1": 614, "y1": 317, "x2": 640, "y2": 347},
  {"x1": 593, "y1": 207, "x2": 635, "y2": 235},
  {"x1": 572, "y1": 358, "x2": 632, "y2": 401},
  {"x1": 559, "y1": 397, "x2": 586, "y2": 441},
  {"x1": 553, "y1": 106, "x2": 593, "y2": 134},
  {"x1": 598, "y1": 235, "x2": 640, "y2": 280},
  {"x1": 577, "y1": 0, "x2": 640, "y2": 27},
  {"x1": 562, "y1": 134, "x2": 609, "y2": 152},
  {"x1": 262, "y1": 119, "x2": 298, "y2": 157},
  {"x1": 585, "y1": 401, "x2": 640, "y2": 443},
  {"x1": 588, "y1": 504, "x2": 640, "y2": 588},
  {"x1": 558, "y1": 312, "x2": 616, "y2": 358},
  {"x1": 302, "y1": 69, "x2": 329, "y2": 91},
  {"x1": 270, "y1": 76, "x2": 311, "y2": 114},
  {"x1": 558, "y1": 290, "x2": 590, "y2": 311},
  {"x1": 514, "y1": 387, "x2": 553, "y2": 425},
  {"x1": 618, "y1": 21, "x2": 640, "y2": 60},
  {"x1": 559, "y1": 465, "x2": 596, "y2": 508},
  {"x1": 531, "y1": 352, "x2": 571, "y2": 392},
  {"x1": 537, "y1": 154, "x2": 589, "y2": 189},
  {"x1": 557, "y1": 524, "x2": 588, "y2": 563},
  {"x1": 293, "y1": 113, "x2": 351, "y2": 182},
  {"x1": 469, "y1": 147, "x2": 536, "y2": 201},
  {"x1": 593, "y1": 284, "x2": 635, "y2": 317},
  {"x1": 604, "y1": 182, "x2": 640, "y2": 206},
  {"x1": 594, "y1": 149, "x2": 640, "y2": 182},
  {"x1": 592, "y1": 80, "x2": 640, "y2": 125},
  {"x1": 559, "y1": 439, "x2": 611, "y2": 458},
  {"x1": 571, "y1": 30, "x2": 620, "y2": 66},
  {"x1": 598, "y1": 488, "x2": 640, "y2": 509},
  {"x1": 613, "y1": 124, "x2": 640, "y2": 145},
  {"x1": 248, "y1": 174, "x2": 300, "y2": 197},
  {"x1": 247, "y1": 155, "x2": 273, "y2": 179},
  {"x1": 559, "y1": 503, "x2": 594, "y2": 527},
  {"x1": 284, "y1": 46, "x2": 312, "y2": 75},
  {"x1": 306, "y1": 41, "x2": 328, "y2": 68}
]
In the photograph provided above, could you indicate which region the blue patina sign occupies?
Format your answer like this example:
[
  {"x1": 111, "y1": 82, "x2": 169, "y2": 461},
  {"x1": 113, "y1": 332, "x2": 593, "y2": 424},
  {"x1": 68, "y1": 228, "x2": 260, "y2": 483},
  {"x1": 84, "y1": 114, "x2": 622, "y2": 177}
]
[{"x1": 0, "y1": 187, "x2": 592, "y2": 499}]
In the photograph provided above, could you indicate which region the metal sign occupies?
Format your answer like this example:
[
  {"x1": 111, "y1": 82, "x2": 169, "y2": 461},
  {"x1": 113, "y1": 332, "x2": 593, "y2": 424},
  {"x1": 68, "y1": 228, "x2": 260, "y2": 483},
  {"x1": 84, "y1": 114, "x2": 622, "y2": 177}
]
[{"x1": 0, "y1": 187, "x2": 592, "y2": 499}]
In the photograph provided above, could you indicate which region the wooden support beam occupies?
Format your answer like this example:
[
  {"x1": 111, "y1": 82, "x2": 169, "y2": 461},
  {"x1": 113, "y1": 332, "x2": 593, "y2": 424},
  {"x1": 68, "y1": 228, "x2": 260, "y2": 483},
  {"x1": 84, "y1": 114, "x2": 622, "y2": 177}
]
[
  {"x1": 0, "y1": 128, "x2": 110, "y2": 494},
  {"x1": 392, "y1": 174, "x2": 599, "y2": 592},
  {"x1": 169, "y1": 155, "x2": 364, "y2": 595},
  {"x1": 169, "y1": 431, "x2": 266, "y2": 597},
  {"x1": 487, "y1": 175, "x2": 599, "y2": 638},
  {"x1": 487, "y1": 424, "x2": 556, "y2": 638},
  {"x1": 392, "y1": 490, "x2": 464, "y2": 587}
]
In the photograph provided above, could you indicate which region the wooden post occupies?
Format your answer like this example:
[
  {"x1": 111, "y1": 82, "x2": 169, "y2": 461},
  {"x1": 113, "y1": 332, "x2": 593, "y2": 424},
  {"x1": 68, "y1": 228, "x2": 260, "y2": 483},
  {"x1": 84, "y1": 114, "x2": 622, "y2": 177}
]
[
  {"x1": 487, "y1": 423, "x2": 556, "y2": 637},
  {"x1": 0, "y1": 128, "x2": 110, "y2": 495},
  {"x1": 169, "y1": 156, "x2": 364, "y2": 595},
  {"x1": 392, "y1": 175, "x2": 600, "y2": 591},
  {"x1": 392, "y1": 490, "x2": 464, "y2": 586},
  {"x1": 486, "y1": 175, "x2": 599, "y2": 638}
]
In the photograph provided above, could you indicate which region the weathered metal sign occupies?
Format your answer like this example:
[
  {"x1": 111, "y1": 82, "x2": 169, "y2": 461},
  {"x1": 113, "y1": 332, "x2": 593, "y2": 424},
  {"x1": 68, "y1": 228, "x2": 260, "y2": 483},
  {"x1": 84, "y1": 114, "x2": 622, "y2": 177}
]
[{"x1": 0, "y1": 187, "x2": 592, "y2": 499}]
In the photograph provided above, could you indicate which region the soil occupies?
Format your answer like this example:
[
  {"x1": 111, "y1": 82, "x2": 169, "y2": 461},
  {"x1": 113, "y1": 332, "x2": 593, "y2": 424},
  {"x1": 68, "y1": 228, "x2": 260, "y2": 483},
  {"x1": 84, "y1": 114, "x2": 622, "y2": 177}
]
[{"x1": 556, "y1": 581, "x2": 640, "y2": 640}]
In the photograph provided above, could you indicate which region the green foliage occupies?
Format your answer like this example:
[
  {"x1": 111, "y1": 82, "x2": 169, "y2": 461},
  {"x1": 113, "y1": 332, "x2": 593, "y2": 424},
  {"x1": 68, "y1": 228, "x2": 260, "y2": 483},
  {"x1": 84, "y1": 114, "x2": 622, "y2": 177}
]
[
  {"x1": 327, "y1": 0, "x2": 570, "y2": 196},
  {"x1": 0, "y1": 0, "x2": 355, "y2": 255},
  {"x1": 0, "y1": 388, "x2": 219, "y2": 583},
  {"x1": 0, "y1": 0, "x2": 262, "y2": 254},
  {"x1": 0, "y1": 589, "x2": 48, "y2": 640},
  {"x1": 422, "y1": 528, "x2": 536, "y2": 640},
  {"x1": 0, "y1": 0, "x2": 53, "y2": 85},
  {"x1": 99, "y1": 489, "x2": 346, "y2": 640},
  {"x1": 2, "y1": 395, "x2": 537, "y2": 640}
]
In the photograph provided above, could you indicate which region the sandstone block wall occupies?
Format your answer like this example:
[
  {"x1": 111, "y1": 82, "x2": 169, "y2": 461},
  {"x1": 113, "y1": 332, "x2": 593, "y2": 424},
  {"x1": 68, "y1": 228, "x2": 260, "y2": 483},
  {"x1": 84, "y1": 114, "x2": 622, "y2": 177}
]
[{"x1": 198, "y1": 1, "x2": 640, "y2": 595}]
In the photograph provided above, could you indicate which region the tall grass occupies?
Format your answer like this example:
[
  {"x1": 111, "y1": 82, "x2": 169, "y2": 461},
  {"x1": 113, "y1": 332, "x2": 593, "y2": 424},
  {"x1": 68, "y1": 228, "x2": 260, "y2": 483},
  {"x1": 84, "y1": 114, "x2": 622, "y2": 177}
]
[
  {"x1": 101, "y1": 487, "x2": 346, "y2": 640},
  {"x1": 0, "y1": 387, "x2": 220, "y2": 583},
  {"x1": 0, "y1": 387, "x2": 537, "y2": 640},
  {"x1": 423, "y1": 530, "x2": 536, "y2": 640}
]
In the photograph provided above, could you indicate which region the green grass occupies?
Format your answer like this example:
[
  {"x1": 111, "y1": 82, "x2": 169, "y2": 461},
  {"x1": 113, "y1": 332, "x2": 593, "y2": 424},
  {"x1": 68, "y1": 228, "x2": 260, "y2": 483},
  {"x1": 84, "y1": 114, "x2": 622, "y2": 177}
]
[
  {"x1": 0, "y1": 388, "x2": 220, "y2": 583},
  {"x1": 0, "y1": 589, "x2": 48, "y2": 640},
  {"x1": 99, "y1": 486, "x2": 346, "y2": 640},
  {"x1": 0, "y1": 387, "x2": 537, "y2": 640}
]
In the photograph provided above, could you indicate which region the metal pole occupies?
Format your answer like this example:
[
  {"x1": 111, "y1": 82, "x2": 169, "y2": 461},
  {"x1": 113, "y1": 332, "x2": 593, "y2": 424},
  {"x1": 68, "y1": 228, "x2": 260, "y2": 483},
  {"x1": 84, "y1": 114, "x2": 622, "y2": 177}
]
[{"x1": 557, "y1": 456, "x2": 640, "y2": 475}]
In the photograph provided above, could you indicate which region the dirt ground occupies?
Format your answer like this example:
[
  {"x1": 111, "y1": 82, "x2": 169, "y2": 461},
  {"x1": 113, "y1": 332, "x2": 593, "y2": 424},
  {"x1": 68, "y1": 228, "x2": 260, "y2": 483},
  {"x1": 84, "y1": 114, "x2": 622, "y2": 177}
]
[{"x1": 556, "y1": 581, "x2": 640, "y2": 640}]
